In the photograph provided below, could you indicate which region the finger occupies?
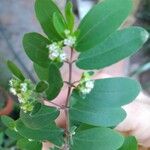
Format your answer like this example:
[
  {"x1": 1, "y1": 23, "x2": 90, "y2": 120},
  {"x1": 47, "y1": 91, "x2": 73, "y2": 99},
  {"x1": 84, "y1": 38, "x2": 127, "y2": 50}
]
[{"x1": 116, "y1": 94, "x2": 150, "y2": 147}]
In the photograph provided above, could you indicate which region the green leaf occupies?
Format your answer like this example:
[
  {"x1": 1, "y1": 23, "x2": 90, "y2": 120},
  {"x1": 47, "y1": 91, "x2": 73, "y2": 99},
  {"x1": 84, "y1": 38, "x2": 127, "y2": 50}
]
[
  {"x1": 70, "y1": 102, "x2": 126, "y2": 127},
  {"x1": 0, "y1": 132, "x2": 3, "y2": 145},
  {"x1": 118, "y1": 136, "x2": 138, "y2": 150},
  {"x1": 77, "y1": 27, "x2": 149, "y2": 69},
  {"x1": 7, "y1": 61, "x2": 25, "y2": 81},
  {"x1": 46, "y1": 63, "x2": 63, "y2": 100},
  {"x1": 17, "y1": 138, "x2": 42, "y2": 150},
  {"x1": 53, "y1": 12, "x2": 67, "y2": 38},
  {"x1": 76, "y1": 124, "x2": 95, "y2": 132},
  {"x1": 5, "y1": 129, "x2": 23, "y2": 140},
  {"x1": 20, "y1": 105, "x2": 60, "y2": 129},
  {"x1": 23, "y1": 32, "x2": 50, "y2": 67},
  {"x1": 35, "y1": 0, "x2": 63, "y2": 41},
  {"x1": 34, "y1": 63, "x2": 49, "y2": 80},
  {"x1": 35, "y1": 80, "x2": 49, "y2": 93},
  {"x1": 30, "y1": 103, "x2": 42, "y2": 115},
  {"x1": 34, "y1": 63, "x2": 63, "y2": 100},
  {"x1": 65, "y1": 2, "x2": 74, "y2": 32},
  {"x1": 71, "y1": 127, "x2": 124, "y2": 150},
  {"x1": 1, "y1": 116, "x2": 15, "y2": 129},
  {"x1": 78, "y1": 77, "x2": 141, "y2": 107},
  {"x1": 70, "y1": 77, "x2": 140, "y2": 127},
  {"x1": 16, "y1": 120, "x2": 64, "y2": 146},
  {"x1": 75, "y1": 0, "x2": 132, "y2": 51}
]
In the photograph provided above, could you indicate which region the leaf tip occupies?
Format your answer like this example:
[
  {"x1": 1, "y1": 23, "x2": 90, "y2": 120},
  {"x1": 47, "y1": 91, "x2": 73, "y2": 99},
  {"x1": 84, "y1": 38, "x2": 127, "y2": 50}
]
[{"x1": 141, "y1": 29, "x2": 149, "y2": 43}]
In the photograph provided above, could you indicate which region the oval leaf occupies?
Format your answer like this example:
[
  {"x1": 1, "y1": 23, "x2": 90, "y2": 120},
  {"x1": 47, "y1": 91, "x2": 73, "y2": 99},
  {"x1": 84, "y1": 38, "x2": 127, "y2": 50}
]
[
  {"x1": 35, "y1": 0, "x2": 63, "y2": 41},
  {"x1": 23, "y1": 32, "x2": 50, "y2": 67},
  {"x1": 34, "y1": 63, "x2": 63, "y2": 100},
  {"x1": 75, "y1": 0, "x2": 132, "y2": 51},
  {"x1": 70, "y1": 105, "x2": 126, "y2": 127},
  {"x1": 46, "y1": 63, "x2": 63, "y2": 100},
  {"x1": 77, "y1": 27, "x2": 149, "y2": 69},
  {"x1": 75, "y1": 77, "x2": 141, "y2": 107},
  {"x1": 34, "y1": 63, "x2": 49, "y2": 80},
  {"x1": 5, "y1": 129, "x2": 23, "y2": 140},
  {"x1": 1, "y1": 116, "x2": 15, "y2": 129},
  {"x1": 65, "y1": 2, "x2": 75, "y2": 32},
  {"x1": 7, "y1": 61, "x2": 25, "y2": 81},
  {"x1": 53, "y1": 12, "x2": 67, "y2": 38},
  {"x1": 70, "y1": 77, "x2": 140, "y2": 127},
  {"x1": 20, "y1": 105, "x2": 60, "y2": 129},
  {"x1": 36, "y1": 80, "x2": 49, "y2": 93},
  {"x1": 71, "y1": 127, "x2": 124, "y2": 150},
  {"x1": 16, "y1": 120, "x2": 64, "y2": 146}
]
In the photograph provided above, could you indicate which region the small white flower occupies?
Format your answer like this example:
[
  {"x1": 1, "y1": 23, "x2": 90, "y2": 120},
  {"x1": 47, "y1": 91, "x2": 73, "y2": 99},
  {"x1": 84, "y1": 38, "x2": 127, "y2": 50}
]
[
  {"x1": 47, "y1": 42, "x2": 67, "y2": 62},
  {"x1": 49, "y1": 51, "x2": 60, "y2": 59},
  {"x1": 47, "y1": 43, "x2": 59, "y2": 51},
  {"x1": 20, "y1": 83, "x2": 28, "y2": 92},
  {"x1": 80, "y1": 88, "x2": 91, "y2": 95},
  {"x1": 9, "y1": 79, "x2": 14, "y2": 86},
  {"x1": 9, "y1": 78, "x2": 35, "y2": 113},
  {"x1": 59, "y1": 53, "x2": 67, "y2": 61},
  {"x1": 85, "y1": 80, "x2": 94, "y2": 89},
  {"x1": 10, "y1": 88, "x2": 17, "y2": 95},
  {"x1": 78, "y1": 79, "x2": 94, "y2": 95},
  {"x1": 18, "y1": 97, "x2": 24, "y2": 103},
  {"x1": 18, "y1": 98, "x2": 22, "y2": 103},
  {"x1": 64, "y1": 36, "x2": 76, "y2": 47}
]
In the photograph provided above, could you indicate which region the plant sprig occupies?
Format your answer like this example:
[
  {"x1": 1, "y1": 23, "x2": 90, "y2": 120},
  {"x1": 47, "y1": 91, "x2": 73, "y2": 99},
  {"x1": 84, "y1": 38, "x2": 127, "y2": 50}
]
[{"x1": 2, "y1": 0, "x2": 149, "y2": 149}]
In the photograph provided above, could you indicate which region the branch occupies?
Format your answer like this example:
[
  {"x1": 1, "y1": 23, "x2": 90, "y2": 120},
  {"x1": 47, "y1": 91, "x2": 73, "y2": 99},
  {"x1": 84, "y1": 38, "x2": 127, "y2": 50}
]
[{"x1": 65, "y1": 47, "x2": 74, "y2": 148}]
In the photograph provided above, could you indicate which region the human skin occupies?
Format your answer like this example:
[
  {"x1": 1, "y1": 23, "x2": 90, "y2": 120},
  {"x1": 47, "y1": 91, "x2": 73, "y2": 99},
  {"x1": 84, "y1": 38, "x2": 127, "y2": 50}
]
[
  {"x1": 42, "y1": 59, "x2": 150, "y2": 150},
  {"x1": 116, "y1": 93, "x2": 150, "y2": 149},
  {"x1": 0, "y1": 96, "x2": 13, "y2": 115}
]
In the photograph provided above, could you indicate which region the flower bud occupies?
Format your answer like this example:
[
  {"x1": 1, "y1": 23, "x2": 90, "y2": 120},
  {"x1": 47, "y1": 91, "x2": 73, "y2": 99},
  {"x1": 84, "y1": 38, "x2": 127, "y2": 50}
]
[{"x1": 64, "y1": 36, "x2": 76, "y2": 47}]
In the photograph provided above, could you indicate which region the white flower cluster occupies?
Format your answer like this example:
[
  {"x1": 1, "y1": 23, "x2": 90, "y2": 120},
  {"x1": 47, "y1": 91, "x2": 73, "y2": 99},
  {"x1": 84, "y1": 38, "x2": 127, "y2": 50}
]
[
  {"x1": 46, "y1": 29, "x2": 77, "y2": 63},
  {"x1": 64, "y1": 36, "x2": 76, "y2": 47},
  {"x1": 64, "y1": 29, "x2": 76, "y2": 47},
  {"x1": 47, "y1": 42, "x2": 67, "y2": 62},
  {"x1": 9, "y1": 78, "x2": 35, "y2": 112},
  {"x1": 77, "y1": 72, "x2": 95, "y2": 95},
  {"x1": 10, "y1": 79, "x2": 28, "y2": 95},
  {"x1": 20, "y1": 82, "x2": 28, "y2": 92},
  {"x1": 79, "y1": 80, "x2": 94, "y2": 95}
]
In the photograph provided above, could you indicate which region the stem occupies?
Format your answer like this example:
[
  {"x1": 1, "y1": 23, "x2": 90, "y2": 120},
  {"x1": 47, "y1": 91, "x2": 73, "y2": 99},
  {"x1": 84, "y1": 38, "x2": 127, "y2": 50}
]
[
  {"x1": 72, "y1": 80, "x2": 80, "y2": 85},
  {"x1": 48, "y1": 101, "x2": 68, "y2": 110},
  {"x1": 65, "y1": 48, "x2": 74, "y2": 149},
  {"x1": 64, "y1": 60, "x2": 76, "y2": 64},
  {"x1": 39, "y1": 97, "x2": 68, "y2": 110},
  {"x1": 64, "y1": 81, "x2": 76, "y2": 87}
]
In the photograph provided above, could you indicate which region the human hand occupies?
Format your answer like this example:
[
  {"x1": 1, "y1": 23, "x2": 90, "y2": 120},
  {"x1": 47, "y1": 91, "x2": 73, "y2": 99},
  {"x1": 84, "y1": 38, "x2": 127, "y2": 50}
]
[{"x1": 116, "y1": 92, "x2": 150, "y2": 149}]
